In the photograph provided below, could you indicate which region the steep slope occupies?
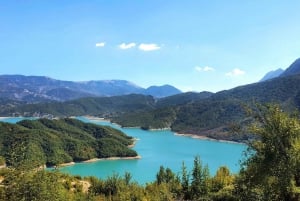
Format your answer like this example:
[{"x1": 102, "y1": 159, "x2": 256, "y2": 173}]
[
  {"x1": 260, "y1": 68, "x2": 284, "y2": 82},
  {"x1": 114, "y1": 73, "x2": 300, "y2": 141},
  {"x1": 280, "y1": 58, "x2": 300, "y2": 77},
  {"x1": 0, "y1": 118, "x2": 137, "y2": 167}
]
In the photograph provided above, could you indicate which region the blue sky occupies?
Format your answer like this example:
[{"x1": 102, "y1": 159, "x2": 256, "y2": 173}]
[{"x1": 1, "y1": 1, "x2": 300, "y2": 92}]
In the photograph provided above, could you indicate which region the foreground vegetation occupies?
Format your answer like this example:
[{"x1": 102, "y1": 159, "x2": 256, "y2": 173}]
[{"x1": 0, "y1": 105, "x2": 299, "y2": 200}]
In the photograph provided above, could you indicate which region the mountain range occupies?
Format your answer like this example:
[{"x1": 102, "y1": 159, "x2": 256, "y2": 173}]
[
  {"x1": 0, "y1": 75, "x2": 181, "y2": 102},
  {"x1": 1, "y1": 58, "x2": 300, "y2": 142}
]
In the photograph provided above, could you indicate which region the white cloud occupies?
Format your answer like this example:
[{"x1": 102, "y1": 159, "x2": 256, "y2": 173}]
[
  {"x1": 195, "y1": 66, "x2": 215, "y2": 72},
  {"x1": 138, "y1": 43, "x2": 161, "y2": 51},
  {"x1": 119, "y1": 43, "x2": 136, "y2": 49},
  {"x1": 226, "y1": 68, "x2": 245, "y2": 77},
  {"x1": 95, "y1": 42, "x2": 105, "y2": 47}
]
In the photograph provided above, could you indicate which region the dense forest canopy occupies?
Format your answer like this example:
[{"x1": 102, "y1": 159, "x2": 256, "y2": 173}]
[{"x1": 0, "y1": 118, "x2": 137, "y2": 168}]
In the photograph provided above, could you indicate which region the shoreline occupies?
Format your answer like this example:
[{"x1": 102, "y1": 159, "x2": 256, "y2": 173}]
[
  {"x1": 83, "y1": 116, "x2": 111, "y2": 122},
  {"x1": 82, "y1": 155, "x2": 142, "y2": 163},
  {"x1": 82, "y1": 116, "x2": 124, "y2": 128},
  {"x1": 128, "y1": 138, "x2": 139, "y2": 148},
  {"x1": 82, "y1": 116, "x2": 243, "y2": 144},
  {"x1": 174, "y1": 133, "x2": 244, "y2": 144},
  {"x1": 148, "y1": 127, "x2": 171, "y2": 131},
  {"x1": 53, "y1": 155, "x2": 142, "y2": 168}
]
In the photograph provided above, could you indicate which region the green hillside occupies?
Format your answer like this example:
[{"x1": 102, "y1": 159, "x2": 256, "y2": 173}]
[
  {"x1": 0, "y1": 118, "x2": 137, "y2": 168},
  {"x1": 0, "y1": 105, "x2": 299, "y2": 200},
  {"x1": 114, "y1": 74, "x2": 300, "y2": 141},
  {"x1": 0, "y1": 94, "x2": 156, "y2": 117},
  {"x1": 2, "y1": 74, "x2": 300, "y2": 142}
]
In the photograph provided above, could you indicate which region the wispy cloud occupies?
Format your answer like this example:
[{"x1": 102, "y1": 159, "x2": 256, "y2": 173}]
[
  {"x1": 138, "y1": 43, "x2": 161, "y2": 51},
  {"x1": 95, "y1": 42, "x2": 105, "y2": 47},
  {"x1": 195, "y1": 66, "x2": 215, "y2": 72},
  {"x1": 119, "y1": 42, "x2": 136, "y2": 49},
  {"x1": 226, "y1": 68, "x2": 245, "y2": 77}
]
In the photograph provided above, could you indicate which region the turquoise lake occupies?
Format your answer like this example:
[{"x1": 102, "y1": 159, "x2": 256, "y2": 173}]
[{"x1": 1, "y1": 116, "x2": 247, "y2": 184}]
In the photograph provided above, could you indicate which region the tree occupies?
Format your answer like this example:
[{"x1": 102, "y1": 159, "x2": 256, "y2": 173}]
[
  {"x1": 211, "y1": 166, "x2": 233, "y2": 192},
  {"x1": 191, "y1": 155, "x2": 210, "y2": 200},
  {"x1": 0, "y1": 170, "x2": 73, "y2": 201},
  {"x1": 236, "y1": 105, "x2": 300, "y2": 200},
  {"x1": 156, "y1": 166, "x2": 166, "y2": 185},
  {"x1": 181, "y1": 161, "x2": 191, "y2": 200}
]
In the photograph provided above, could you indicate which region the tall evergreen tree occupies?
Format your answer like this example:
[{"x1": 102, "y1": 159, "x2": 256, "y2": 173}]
[
  {"x1": 181, "y1": 161, "x2": 191, "y2": 200},
  {"x1": 191, "y1": 155, "x2": 210, "y2": 200}
]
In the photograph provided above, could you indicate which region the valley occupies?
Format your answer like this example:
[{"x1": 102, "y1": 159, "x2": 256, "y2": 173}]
[{"x1": 2, "y1": 58, "x2": 300, "y2": 142}]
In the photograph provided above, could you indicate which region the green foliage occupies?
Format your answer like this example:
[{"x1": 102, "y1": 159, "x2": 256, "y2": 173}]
[
  {"x1": 0, "y1": 156, "x2": 5, "y2": 166},
  {"x1": 236, "y1": 105, "x2": 300, "y2": 200},
  {"x1": 113, "y1": 75, "x2": 300, "y2": 142},
  {"x1": 0, "y1": 169, "x2": 81, "y2": 201},
  {"x1": 3, "y1": 74, "x2": 300, "y2": 143},
  {"x1": 0, "y1": 94, "x2": 156, "y2": 117},
  {"x1": 0, "y1": 103, "x2": 299, "y2": 200},
  {"x1": 211, "y1": 166, "x2": 234, "y2": 192},
  {"x1": 190, "y1": 155, "x2": 210, "y2": 200},
  {"x1": 113, "y1": 106, "x2": 177, "y2": 130},
  {"x1": 181, "y1": 162, "x2": 191, "y2": 200},
  {"x1": 0, "y1": 118, "x2": 137, "y2": 169},
  {"x1": 0, "y1": 155, "x2": 239, "y2": 201}
]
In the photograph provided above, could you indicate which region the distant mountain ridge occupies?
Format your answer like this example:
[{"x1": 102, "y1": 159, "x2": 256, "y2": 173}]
[
  {"x1": 143, "y1": 85, "x2": 182, "y2": 98},
  {"x1": 280, "y1": 58, "x2": 300, "y2": 77},
  {"x1": 260, "y1": 68, "x2": 284, "y2": 82},
  {"x1": 0, "y1": 75, "x2": 181, "y2": 102},
  {"x1": 260, "y1": 57, "x2": 300, "y2": 81}
]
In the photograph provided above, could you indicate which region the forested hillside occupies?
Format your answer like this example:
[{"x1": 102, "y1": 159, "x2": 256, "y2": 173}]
[
  {"x1": 3, "y1": 74, "x2": 300, "y2": 142},
  {"x1": 114, "y1": 74, "x2": 300, "y2": 141},
  {"x1": 0, "y1": 105, "x2": 299, "y2": 200},
  {"x1": 0, "y1": 94, "x2": 156, "y2": 117},
  {"x1": 0, "y1": 118, "x2": 137, "y2": 168}
]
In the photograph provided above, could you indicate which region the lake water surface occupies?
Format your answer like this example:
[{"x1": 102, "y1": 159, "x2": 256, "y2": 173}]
[{"x1": 1, "y1": 116, "x2": 247, "y2": 184}]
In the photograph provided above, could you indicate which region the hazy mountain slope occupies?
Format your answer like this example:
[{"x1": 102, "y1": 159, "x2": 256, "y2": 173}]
[
  {"x1": 280, "y1": 58, "x2": 300, "y2": 77},
  {"x1": 260, "y1": 68, "x2": 284, "y2": 82},
  {"x1": 0, "y1": 75, "x2": 181, "y2": 101},
  {"x1": 143, "y1": 85, "x2": 182, "y2": 98}
]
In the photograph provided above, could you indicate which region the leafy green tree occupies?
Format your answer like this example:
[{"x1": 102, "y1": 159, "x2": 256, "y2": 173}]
[
  {"x1": 236, "y1": 105, "x2": 300, "y2": 200},
  {"x1": 211, "y1": 166, "x2": 233, "y2": 192}
]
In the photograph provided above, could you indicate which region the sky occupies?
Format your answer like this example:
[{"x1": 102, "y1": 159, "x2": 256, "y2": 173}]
[{"x1": 1, "y1": 1, "x2": 300, "y2": 92}]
